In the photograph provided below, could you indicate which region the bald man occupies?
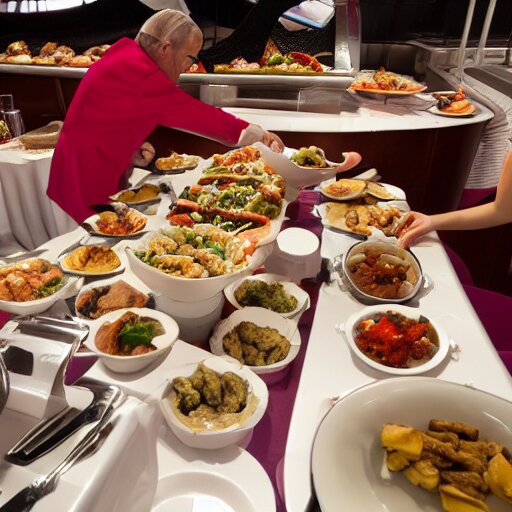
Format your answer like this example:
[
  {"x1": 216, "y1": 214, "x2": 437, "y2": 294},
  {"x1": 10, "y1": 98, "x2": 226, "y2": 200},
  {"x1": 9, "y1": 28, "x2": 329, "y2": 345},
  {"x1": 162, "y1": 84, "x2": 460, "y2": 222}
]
[{"x1": 48, "y1": 9, "x2": 284, "y2": 223}]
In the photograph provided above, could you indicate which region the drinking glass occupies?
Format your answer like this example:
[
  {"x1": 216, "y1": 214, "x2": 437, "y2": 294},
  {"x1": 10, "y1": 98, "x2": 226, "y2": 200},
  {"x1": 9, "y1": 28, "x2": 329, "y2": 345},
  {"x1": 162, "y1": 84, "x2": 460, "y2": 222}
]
[
  {"x1": 2, "y1": 110, "x2": 25, "y2": 137},
  {"x1": 0, "y1": 94, "x2": 14, "y2": 112}
]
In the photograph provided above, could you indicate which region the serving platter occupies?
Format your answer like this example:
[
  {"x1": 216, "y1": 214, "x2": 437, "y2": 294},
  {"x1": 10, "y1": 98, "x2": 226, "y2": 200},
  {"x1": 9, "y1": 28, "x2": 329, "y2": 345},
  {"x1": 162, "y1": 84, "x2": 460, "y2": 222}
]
[
  {"x1": 58, "y1": 245, "x2": 126, "y2": 277},
  {"x1": 350, "y1": 86, "x2": 427, "y2": 96},
  {"x1": 317, "y1": 179, "x2": 405, "y2": 202},
  {"x1": 311, "y1": 378, "x2": 512, "y2": 512},
  {"x1": 427, "y1": 105, "x2": 477, "y2": 117},
  {"x1": 81, "y1": 212, "x2": 148, "y2": 238}
]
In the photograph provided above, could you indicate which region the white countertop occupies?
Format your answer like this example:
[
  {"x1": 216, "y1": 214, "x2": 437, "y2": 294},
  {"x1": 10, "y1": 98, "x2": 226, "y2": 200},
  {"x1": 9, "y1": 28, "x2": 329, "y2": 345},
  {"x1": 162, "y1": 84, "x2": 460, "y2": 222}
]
[{"x1": 225, "y1": 101, "x2": 493, "y2": 133}]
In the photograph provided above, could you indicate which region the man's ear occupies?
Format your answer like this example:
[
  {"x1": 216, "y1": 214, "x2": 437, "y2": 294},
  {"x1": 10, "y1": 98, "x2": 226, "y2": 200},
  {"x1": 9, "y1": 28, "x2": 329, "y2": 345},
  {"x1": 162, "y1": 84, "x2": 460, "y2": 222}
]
[{"x1": 160, "y1": 40, "x2": 173, "y2": 56}]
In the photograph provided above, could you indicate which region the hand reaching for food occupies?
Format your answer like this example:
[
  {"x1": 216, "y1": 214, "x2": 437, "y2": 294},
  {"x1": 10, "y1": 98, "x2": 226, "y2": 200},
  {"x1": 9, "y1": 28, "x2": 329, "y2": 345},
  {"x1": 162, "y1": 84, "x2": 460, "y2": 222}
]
[
  {"x1": 131, "y1": 141, "x2": 155, "y2": 167},
  {"x1": 397, "y1": 211, "x2": 435, "y2": 248},
  {"x1": 335, "y1": 151, "x2": 363, "y2": 172}
]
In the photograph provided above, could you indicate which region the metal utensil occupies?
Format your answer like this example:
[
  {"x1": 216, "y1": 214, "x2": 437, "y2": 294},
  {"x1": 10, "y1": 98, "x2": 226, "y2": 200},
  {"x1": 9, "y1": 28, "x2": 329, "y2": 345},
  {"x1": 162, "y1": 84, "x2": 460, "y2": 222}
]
[
  {"x1": 0, "y1": 250, "x2": 47, "y2": 265},
  {"x1": 7, "y1": 378, "x2": 123, "y2": 466},
  {"x1": 0, "y1": 354, "x2": 9, "y2": 414},
  {"x1": 0, "y1": 418, "x2": 115, "y2": 512},
  {"x1": 160, "y1": 181, "x2": 178, "y2": 209}
]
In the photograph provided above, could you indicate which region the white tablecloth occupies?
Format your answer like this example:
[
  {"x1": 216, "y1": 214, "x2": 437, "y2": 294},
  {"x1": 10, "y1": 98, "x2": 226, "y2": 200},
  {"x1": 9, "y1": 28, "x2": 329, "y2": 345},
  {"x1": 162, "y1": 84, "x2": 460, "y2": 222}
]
[
  {"x1": 283, "y1": 229, "x2": 512, "y2": 511},
  {"x1": 0, "y1": 147, "x2": 77, "y2": 255}
]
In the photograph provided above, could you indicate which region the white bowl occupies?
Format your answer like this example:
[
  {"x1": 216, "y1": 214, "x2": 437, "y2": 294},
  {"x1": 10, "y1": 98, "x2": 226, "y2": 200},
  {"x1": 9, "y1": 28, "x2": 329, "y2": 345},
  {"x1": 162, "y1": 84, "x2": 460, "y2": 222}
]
[
  {"x1": 342, "y1": 305, "x2": 450, "y2": 375},
  {"x1": 223, "y1": 273, "x2": 310, "y2": 318},
  {"x1": 0, "y1": 259, "x2": 79, "y2": 315},
  {"x1": 125, "y1": 236, "x2": 273, "y2": 302},
  {"x1": 312, "y1": 377, "x2": 512, "y2": 512},
  {"x1": 85, "y1": 307, "x2": 179, "y2": 373},
  {"x1": 210, "y1": 307, "x2": 301, "y2": 375},
  {"x1": 160, "y1": 356, "x2": 268, "y2": 449}
]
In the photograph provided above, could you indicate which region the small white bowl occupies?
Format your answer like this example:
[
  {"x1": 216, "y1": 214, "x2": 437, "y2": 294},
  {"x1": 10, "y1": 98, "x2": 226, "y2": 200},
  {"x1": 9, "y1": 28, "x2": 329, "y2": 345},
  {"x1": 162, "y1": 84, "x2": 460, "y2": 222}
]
[
  {"x1": 223, "y1": 273, "x2": 310, "y2": 318},
  {"x1": 342, "y1": 305, "x2": 450, "y2": 375},
  {"x1": 126, "y1": 235, "x2": 273, "y2": 302},
  {"x1": 210, "y1": 307, "x2": 301, "y2": 375},
  {"x1": 85, "y1": 307, "x2": 179, "y2": 373},
  {"x1": 0, "y1": 259, "x2": 78, "y2": 315},
  {"x1": 160, "y1": 356, "x2": 268, "y2": 450}
]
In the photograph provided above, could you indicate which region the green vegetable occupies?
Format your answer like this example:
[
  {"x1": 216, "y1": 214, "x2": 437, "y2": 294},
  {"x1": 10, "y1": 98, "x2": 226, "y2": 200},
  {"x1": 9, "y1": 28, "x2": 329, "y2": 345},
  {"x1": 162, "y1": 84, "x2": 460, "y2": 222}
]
[
  {"x1": 38, "y1": 277, "x2": 65, "y2": 298},
  {"x1": 119, "y1": 322, "x2": 154, "y2": 348},
  {"x1": 190, "y1": 212, "x2": 203, "y2": 222},
  {"x1": 267, "y1": 54, "x2": 284, "y2": 66},
  {"x1": 205, "y1": 241, "x2": 225, "y2": 259}
]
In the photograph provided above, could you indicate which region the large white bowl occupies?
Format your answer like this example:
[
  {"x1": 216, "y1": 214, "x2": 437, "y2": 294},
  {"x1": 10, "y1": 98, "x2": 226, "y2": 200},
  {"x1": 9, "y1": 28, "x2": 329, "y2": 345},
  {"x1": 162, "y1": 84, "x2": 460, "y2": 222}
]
[
  {"x1": 0, "y1": 259, "x2": 79, "y2": 315},
  {"x1": 223, "y1": 273, "x2": 310, "y2": 318},
  {"x1": 85, "y1": 307, "x2": 179, "y2": 373},
  {"x1": 342, "y1": 304, "x2": 450, "y2": 375},
  {"x1": 125, "y1": 237, "x2": 273, "y2": 302},
  {"x1": 312, "y1": 377, "x2": 512, "y2": 512},
  {"x1": 210, "y1": 307, "x2": 301, "y2": 375},
  {"x1": 160, "y1": 356, "x2": 268, "y2": 450}
]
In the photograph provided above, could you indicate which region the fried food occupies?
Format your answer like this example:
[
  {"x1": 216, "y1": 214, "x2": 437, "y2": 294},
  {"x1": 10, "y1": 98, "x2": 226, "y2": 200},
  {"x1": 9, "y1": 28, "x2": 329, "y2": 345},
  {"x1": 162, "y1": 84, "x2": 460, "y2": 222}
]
[
  {"x1": 75, "y1": 280, "x2": 151, "y2": 319},
  {"x1": 350, "y1": 67, "x2": 425, "y2": 93},
  {"x1": 63, "y1": 245, "x2": 120, "y2": 273},
  {"x1": 155, "y1": 151, "x2": 198, "y2": 171},
  {"x1": 95, "y1": 208, "x2": 146, "y2": 235},
  {"x1": 0, "y1": 259, "x2": 64, "y2": 302},
  {"x1": 170, "y1": 363, "x2": 252, "y2": 432},
  {"x1": 115, "y1": 184, "x2": 160, "y2": 204},
  {"x1": 222, "y1": 321, "x2": 290, "y2": 366},
  {"x1": 381, "y1": 420, "x2": 512, "y2": 511}
]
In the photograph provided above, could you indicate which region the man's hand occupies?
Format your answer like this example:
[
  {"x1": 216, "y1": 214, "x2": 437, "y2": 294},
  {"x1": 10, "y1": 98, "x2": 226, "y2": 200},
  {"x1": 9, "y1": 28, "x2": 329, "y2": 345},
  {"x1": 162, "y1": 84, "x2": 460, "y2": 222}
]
[
  {"x1": 261, "y1": 130, "x2": 284, "y2": 153},
  {"x1": 132, "y1": 141, "x2": 155, "y2": 167}
]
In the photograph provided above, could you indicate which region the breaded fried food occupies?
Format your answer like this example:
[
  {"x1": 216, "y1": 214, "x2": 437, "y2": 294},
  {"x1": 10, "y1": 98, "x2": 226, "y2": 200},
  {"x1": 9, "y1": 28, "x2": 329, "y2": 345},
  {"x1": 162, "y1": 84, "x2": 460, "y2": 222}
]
[
  {"x1": 222, "y1": 329, "x2": 243, "y2": 362},
  {"x1": 172, "y1": 376, "x2": 201, "y2": 414},
  {"x1": 189, "y1": 363, "x2": 222, "y2": 407},
  {"x1": 429, "y1": 420, "x2": 479, "y2": 441},
  {"x1": 63, "y1": 246, "x2": 120, "y2": 273},
  {"x1": 218, "y1": 372, "x2": 248, "y2": 413}
]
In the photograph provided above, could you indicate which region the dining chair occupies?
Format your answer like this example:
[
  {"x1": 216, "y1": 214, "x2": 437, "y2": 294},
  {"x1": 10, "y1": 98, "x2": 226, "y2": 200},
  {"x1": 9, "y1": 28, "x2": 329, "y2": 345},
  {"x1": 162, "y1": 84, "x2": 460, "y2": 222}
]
[{"x1": 463, "y1": 284, "x2": 512, "y2": 375}]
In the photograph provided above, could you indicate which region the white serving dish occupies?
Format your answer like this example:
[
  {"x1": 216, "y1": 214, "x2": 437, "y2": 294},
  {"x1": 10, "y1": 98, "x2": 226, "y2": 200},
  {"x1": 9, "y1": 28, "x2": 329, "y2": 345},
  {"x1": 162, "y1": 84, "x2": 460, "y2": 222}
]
[
  {"x1": 58, "y1": 245, "x2": 126, "y2": 277},
  {"x1": 311, "y1": 377, "x2": 512, "y2": 512},
  {"x1": 317, "y1": 179, "x2": 406, "y2": 202},
  {"x1": 210, "y1": 307, "x2": 301, "y2": 375},
  {"x1": 342, "y1": 304, "x2": 450, "y2": 375},
  {"x1": 160, "y1": 356, "x2": 268, "y2": 450},
  {"x1": 108, "y1": 184, "x2": 161, "y2": 206},
  {"x1": 125, "y1": 236, "x2": 273, "y2": 302},
  {"x1": 82, "y1": 210, "x2": 147, "y2": 238},
  {"x1": 0, "y1": 258, "x2": 78, "y2": 315},
  {"x1": 223, "y1": 273, "x2": 310, "y2": 318},
  {"x1": 85, "y1": 307, "x2": 179, "y2": 373}
]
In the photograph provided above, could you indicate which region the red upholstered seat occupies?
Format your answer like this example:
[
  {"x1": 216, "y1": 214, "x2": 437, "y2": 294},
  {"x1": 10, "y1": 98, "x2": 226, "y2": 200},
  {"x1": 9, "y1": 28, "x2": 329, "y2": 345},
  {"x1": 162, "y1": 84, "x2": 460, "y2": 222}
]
[{"x1": 463, "y1": 284, "x2": 512, "y2": 375}]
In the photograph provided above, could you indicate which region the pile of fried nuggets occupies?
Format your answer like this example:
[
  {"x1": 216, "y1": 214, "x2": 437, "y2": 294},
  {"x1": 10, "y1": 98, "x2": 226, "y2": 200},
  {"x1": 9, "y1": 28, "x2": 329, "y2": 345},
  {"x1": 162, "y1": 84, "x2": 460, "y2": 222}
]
[{"x1": 381, "y1": 419, "x2": 512, "y2": 511}]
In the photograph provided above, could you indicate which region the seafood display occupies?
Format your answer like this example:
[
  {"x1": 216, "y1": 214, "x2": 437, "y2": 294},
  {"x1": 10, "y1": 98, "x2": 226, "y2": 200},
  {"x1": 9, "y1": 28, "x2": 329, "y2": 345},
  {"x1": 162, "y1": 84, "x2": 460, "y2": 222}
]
[
  {"x1": 133, "y1": 225, "x2": 252, "y2": 278},
  {"x1": 0, "y1": 259, "x2": 65, "y2": 302},
  {"x1": 112, "y1": 184, "x2": 160, "y2": 204},
  {"x1": 381, "y1": 420, "x2": 512, "y2": 509},
  {"x1": 222, "y1": 321, "x2": 291, "y2": 366},
  {"x1": 154, "y1": 152, "x2": 199, "y2": 172},
  {"x1": 211, "y1": 146, "x2": 261, "y2": 168},
  {"x1": 166, "y1": 199, "x2": 271, "y2": 245},
  {"x1": 94, "y1": 208, "x2": 146, "y2": 236},
  {"x1": 431, "y1": 88, "x2": 476, "y2": 116},
  {"x1": 324, "y1": 202, "x2": 404, "y2": 236},
  {"x1": 0, "y1": 40, "x2": 110, "y2": 67},
  {"x1": 321, "y1": 179, "x2": 396, "y2": 201},
  {"x1": 234, "y1": 279, "x2": 298, "y2": 313},
  {"x1": 354, "y1": 311, "x2": 439, "y2": 368},
  {"x1": 349, "y1": 67, "x2": 426, "y2": 94},
  {"x1": 62, "y1": 246, "x2": 121, "y2": 273},
  {"x1": 95, "y1": 311, "x2": 164, "y2": 356},
  {"x1": 75, "y1": 280, "x2": 152, "y2": 319},
  {"x1": 168, "y1": 362, "x2": 259, "y2": 432},
  {"x1": 214, "y1": 51, "x2": 323, "y2": 74},
  {"x1": 345, "y1": 242, "x2": 420, "y2": 300}
]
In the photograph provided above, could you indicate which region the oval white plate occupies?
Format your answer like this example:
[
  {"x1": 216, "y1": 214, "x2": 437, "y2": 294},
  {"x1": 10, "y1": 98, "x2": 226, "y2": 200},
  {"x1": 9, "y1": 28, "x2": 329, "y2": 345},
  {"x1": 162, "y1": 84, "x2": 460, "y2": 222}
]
[
  {"x1": 58, "y1": 245, "x2": 126, "y2": 277},
  {"x1": 318, "y1": 179, "x2": 406, "y2": 202},
  {"x1": 108, "y1": 185, "x2": 161, "y2": 206},
  {"x1": 82, "y1": 211, "x2": 147, "y2": 238},
  {"x1": 223, "y1": 273, "x2": 310, "y2": 318},
  {"x1": 342, "y1": 305, "x2": 450, "y2": 375},
  {"x1": 427, "y1": 104, "x2": 477, "y2": 117},
  {"x1": 153, "y1": 431, "x2": 276, "y2": 512},
  {"x1": 312, "y1": 377, "x2": 512, "y2": 512},
  {"x1": 85, "y1": 307, "x2": 179, "y2": 373},
  {"x1": 210, "y1": 307, "x2": 301, "y2": 375}
]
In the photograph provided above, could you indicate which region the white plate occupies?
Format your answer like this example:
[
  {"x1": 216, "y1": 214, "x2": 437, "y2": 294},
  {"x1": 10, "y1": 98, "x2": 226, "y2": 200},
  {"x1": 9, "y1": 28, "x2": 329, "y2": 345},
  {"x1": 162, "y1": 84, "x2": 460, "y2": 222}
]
[
  {"x1": 317, "y1": 179, "x2": 406, "y2": 202},
  {"x1": 85, "y1": 307, "x2": 179, "y2": 373},
  {"x1": 312, "y1": 377, "x2": 512, "y2": 512},
  {"x1": 210, "y1": 307, "x2": 301, "y2": 375},
  {"x1": 342, "y1": 305, "x2": 450, "y2": 375},
  {"x1": 427, "y1": 104, "x2": 477, "y2": 117},
  {"x1": 153, "y1": 428, "x2": 276, "y2": 512},
  {"x1": 108, "y1": 184, "x2": 161, "y2": 206},
  {"x1": 223, "y1": 273, "x2": 310, "y2": 318},
  {"x1": 82, "y1": 211, "x2": 147, "y2": 238},
  {"x1": 58, "y1": 245, "x2": 126, "y2": 277}
]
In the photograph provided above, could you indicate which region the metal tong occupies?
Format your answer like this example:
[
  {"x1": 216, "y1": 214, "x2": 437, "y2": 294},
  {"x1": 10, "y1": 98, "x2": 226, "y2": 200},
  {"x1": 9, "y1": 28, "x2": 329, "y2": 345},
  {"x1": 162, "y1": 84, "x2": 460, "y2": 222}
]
[
  {"x1": 6, "y1": 378, "x2": 122, "y2": 466},
  {"x1": 0, "y1": 383, "x2": 124, "y2": 512}
]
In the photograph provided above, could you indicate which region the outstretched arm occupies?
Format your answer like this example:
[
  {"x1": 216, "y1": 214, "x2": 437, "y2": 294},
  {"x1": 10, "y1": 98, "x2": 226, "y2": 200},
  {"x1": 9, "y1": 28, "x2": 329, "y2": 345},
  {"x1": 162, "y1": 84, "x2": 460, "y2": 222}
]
[{"x1": 399, "y1": 150, "x2": 512, "y2": 247}]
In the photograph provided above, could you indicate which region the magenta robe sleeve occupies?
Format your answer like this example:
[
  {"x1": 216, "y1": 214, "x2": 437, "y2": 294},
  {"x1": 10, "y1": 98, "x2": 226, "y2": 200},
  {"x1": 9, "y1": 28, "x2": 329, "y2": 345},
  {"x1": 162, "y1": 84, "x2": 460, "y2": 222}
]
[{"x1": 141, "y1": 73, "x2": 249, "y2": 146}]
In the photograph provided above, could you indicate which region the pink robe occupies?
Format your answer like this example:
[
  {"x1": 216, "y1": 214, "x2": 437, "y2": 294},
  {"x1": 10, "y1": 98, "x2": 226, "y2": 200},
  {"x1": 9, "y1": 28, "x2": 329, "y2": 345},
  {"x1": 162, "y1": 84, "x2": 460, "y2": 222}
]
[{"x1": 47, "y1": 38, "x2": 248, "y2": 222}]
